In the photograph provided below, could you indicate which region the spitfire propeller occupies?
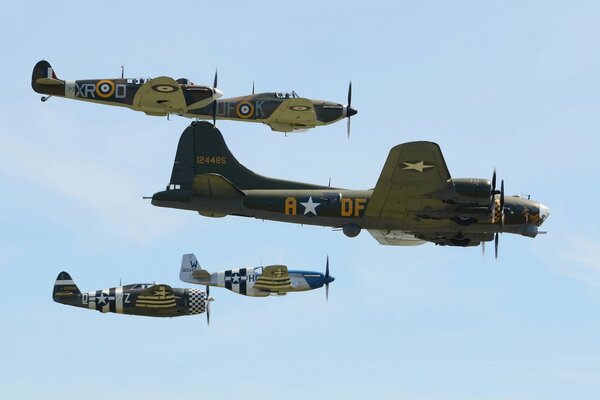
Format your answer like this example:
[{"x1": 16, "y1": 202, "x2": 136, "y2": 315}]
[{"x1": 345, "y1": 81, "x2": 357, "y2": 139}]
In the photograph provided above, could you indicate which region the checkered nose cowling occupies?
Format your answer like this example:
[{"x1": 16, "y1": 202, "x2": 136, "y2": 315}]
[
  {"x1": 187, "y1": 289, "x2": 207, "y2": 315},
  {"x1": 491, "y1": 198, "x2": 502, "y2": 224}
]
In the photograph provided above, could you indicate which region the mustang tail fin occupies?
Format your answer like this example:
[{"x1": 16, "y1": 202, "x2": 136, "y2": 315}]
[
  {"x1": 52, "y1": 271, "x2": 81, "y2": 303},
  {"x1": 167, "y1": 122, "x2": 327, "y2": 191},
  {"x1": 180, "y1": 253, "x2": 211, "y2": 284}
]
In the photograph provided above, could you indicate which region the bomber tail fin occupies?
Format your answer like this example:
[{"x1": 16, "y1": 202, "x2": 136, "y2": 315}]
[
  {"x1": 180, "y1": 253, "x2": 211, "y2": 284},
  {"x1": 165, "y1": 122, "x2": 328, "y2": 191},
  {"x1": 52, "y1": 271, "x2": 81, "y2": 303}
]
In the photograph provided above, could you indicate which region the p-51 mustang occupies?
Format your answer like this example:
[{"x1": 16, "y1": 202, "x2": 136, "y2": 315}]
[
  {"x1": 31, "y1": 60, "x2": 222, "y2": 116},
  {"x1": 179, "y1": 254, "x2": 334, "y2": 299},
  {"x1": 181, "y1": 83, "x2": 357, "y2": 135},
  {"x1": 151, "y1": 122, "x2": 549, "y2": 257},
  {"x1": 52, "y1": 272, "x2": 213, "y2": 322}
]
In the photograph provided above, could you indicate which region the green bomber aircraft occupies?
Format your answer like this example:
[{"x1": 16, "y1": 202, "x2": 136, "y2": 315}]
[
  {"x1": 53, "y1": 272, "x2": 214, "y2": 322},
  {"x1": 180, "y1": 83, "x2": 357, "y2": 135},
  {"x1": 32, "y1": 60, "x2": 222, "y2": 116},
  {"x1": 151, "y1": 122, "x2": 549, "y2": 257}
]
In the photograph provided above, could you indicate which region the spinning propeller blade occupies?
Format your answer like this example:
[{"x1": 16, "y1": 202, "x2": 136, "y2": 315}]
[
  {"x1": 325, "y1": 255, "x2": 330, "y2": 302},
  {"x1": 494, "y1": 233, "x2": 499, "y2": 260},
  {"x1": 345, "y1": 81, "x2": 357, "y2": 139},
  {"x1": 206, "y1": 285, "x2": 211, "y2": 326},
  {"x1": 212, "y1": 69, "x2": 218, "y2": 127}
]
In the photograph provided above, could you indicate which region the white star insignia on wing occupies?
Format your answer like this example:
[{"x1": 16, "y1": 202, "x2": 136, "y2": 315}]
[
  {"x1": 300, "y1": 196, "x2": 321, "y2": 216},
  {"x1": 402, "y1": 161, "x2": 434, "y2": 172}
]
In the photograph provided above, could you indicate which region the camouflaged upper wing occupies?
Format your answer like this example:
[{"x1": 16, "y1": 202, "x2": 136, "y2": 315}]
[
  {"x1": 365, "y1": 141, "x2": 452, "y2": 219},
  {"x1": 267, "y1": 98, "x2": 317, "y2": 128},
  {"x1": 132, "y1": 76, "x2": 187, "y2": 115},
  {"x1": 253, "y1": 265, "x2": 293, "y2": 292}
]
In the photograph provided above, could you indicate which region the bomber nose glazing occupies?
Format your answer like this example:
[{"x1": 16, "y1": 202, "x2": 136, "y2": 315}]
[{"x1": 539, "y1": 203, "x2": 550, "y2": 226}]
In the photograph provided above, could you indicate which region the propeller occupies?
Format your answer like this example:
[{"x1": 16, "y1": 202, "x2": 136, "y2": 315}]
[
  {"x1": 205, "y1": 285, "x2": 213, "y2": 326},
  {"x1": 494, "y1": 232, "x2": 500, "y2": 259},
  {"x1": 252, "y1": 81, "x2": 255, "y2": 95},
  {"x1": 345, "y1": 81, "x2": 357, "y2": 139},
  {"x1": 325, "y1": 255, "x2": 331, "y2": 302},
  {"x1": 488, "y1": 169, "x2": 505, "y2": 260},
  {"x1": 211, "y1": 69, "x2": 218, "y2": 127}
]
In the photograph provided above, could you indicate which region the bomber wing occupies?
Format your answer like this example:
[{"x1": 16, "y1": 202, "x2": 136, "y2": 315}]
[
  {"x1": 366, "y1": 141, "x2": 452, "y2": 220},
  {"x1": 254, "y1": 265, "x2": 294, "y2": 293},
  {"x1": 132, "y1": 76, "x2": 187, "y2": 116},
  {"x1": 266, "y1": 98, "x2": 317, "y2": 131}
]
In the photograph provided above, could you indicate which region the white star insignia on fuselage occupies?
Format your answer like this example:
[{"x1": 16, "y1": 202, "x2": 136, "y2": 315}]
[
  {"x1": 300, "y1": 196, "x2": 321, "y2": 215},
  {"x1": 96, "y1": 293, "x2": 108, "y2": 305},
  {"x1": 402, "y1": 161, "x2": 434, "y2": 172}
]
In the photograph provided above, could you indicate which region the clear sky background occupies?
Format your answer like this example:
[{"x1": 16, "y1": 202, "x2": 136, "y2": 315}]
[{"x1": 1, "y1": 1, "x2": 599, "y2": 399}]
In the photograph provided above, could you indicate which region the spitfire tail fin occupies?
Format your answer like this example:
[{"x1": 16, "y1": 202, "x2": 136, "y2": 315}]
[
  {"x1": 167, "y1": 122, "x2": 327, "y2": 191},
  {"x1": 32, "y1": 60, "x2": 63, "y2": 93},
  {"x1": 52, "y1": 271, "x2": 81, "y2": 302},
  {"x1": 180, "y1": 253, "x2": 211, "y2": 284}
]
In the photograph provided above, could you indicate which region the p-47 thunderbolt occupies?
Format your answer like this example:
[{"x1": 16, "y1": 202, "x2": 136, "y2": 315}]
[
  {"x1": 179, "y1": 254, "x2": 334, "y2": 299},
  {"x1": 181, "y1": 83, "x2": 357, "y2": 135},
  {"x1": 151, "y1": 122, "x2": 549, "y2": 257},
  {"x1": 32, "y1": 60, "x2": 222, "y2": 116},
  {"x1": 53, "y1": 272, "x2": 213, "y2": 321}
]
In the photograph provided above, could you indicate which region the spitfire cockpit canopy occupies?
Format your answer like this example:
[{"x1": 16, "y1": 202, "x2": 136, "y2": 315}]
[{"x1": 126, "y1": 78, "x2": 152, "y2": 84}]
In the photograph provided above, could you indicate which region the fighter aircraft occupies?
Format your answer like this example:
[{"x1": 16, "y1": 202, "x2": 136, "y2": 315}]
[
  {"x1": 151, "y1": 122, "x2": 549, "y2": 257},
  {"x1": 31, "y1": 60, "x2": 222, "y2": 116},
  {"x1": 180, "y1": 83, "x2": 357, "y2": 135},
  {"x1": 52, "y1": 271, "x2": 213, "y2": 322},
  {"x1": 179, "y1": 254, "x2": 334, "y2": 299}
]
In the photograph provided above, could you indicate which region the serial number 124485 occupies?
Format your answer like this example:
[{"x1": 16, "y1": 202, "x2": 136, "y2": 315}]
[{"x1": 196, "y1": 156, "x2": 228, "y2": 165}]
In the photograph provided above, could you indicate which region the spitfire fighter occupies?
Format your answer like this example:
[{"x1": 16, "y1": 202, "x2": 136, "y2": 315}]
[
  {"x1": 179, "y1": 254, "x2": 334, "y2": 298},
  {"x1": 151, "y1": 122, "x2": 549, "y2": 256},
  {"x1": 53, "y1": 272, "x2": 213, "y2": 320},
  {"x1": 32, "y1": 60, "x2": 223, "y2": 116},
  {"x1": 181, "y1": 83, "x2": 357, "y2": 135}
]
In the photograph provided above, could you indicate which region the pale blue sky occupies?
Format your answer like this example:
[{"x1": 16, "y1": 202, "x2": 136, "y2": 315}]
[{"x1": 1, "y1": 1, "x2": 600, "y2": 399}]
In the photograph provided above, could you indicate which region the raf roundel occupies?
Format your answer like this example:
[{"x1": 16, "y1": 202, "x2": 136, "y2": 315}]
[
  {"x1": 289, "y1": 105, "x2": 311, "y2": 111},
  {"x1": 95, "y1": 80, "x2": 115, "y2": 98},
  {"x1": 152, "y1": 84, "x2": 178, "y2": 93},
  {"x1": 236, "y1": 101, "x2": 254, "y2": 118}
]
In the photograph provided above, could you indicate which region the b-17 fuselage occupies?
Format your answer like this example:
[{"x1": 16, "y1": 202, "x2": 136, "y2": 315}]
[{"x1": 152, "y1": 122, "x2": 549, "y2": 251}]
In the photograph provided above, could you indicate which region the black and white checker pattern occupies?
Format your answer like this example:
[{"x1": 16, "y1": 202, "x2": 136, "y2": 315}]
[{"x1": 188, "y1": 289, "x2": 206, "y2": 315}]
